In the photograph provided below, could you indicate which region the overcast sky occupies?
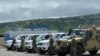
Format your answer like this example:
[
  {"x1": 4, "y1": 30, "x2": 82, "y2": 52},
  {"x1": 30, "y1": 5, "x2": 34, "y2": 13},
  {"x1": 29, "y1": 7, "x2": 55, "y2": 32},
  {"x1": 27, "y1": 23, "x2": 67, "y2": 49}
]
[{"x1": 0, "y1": 0, "x2": 100, "y2": 23}]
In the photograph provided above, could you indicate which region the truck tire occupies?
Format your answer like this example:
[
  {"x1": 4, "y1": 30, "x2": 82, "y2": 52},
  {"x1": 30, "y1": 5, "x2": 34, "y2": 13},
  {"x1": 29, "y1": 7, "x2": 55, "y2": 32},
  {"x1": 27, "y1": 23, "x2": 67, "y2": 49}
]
[
  {"x1": 70, "y1": 45, "x2": 83, "y2": 56},
  {"x1": 48, "y1": 47, "x2": 55, "y2": 55},
  {"x1": 39, "y1": 49, "x2": 46, "y2": 54},
  {"x1": 12, "y1": 46, "x2": 16, "y2": 51},
  {"x1": 17, "y1": 48, "x2": 24, "y2": 51},
  {"x1": 7, "y1": 48, "x2": 11, "y2": 50},
  {"x1": 76, "y1": 45, "x2": 83, "y2": 56},
  {"x1": 89, "y1": 50, "x2": 98, "y2": 55},
  {"x1": 17, "y1": 46, "x2": 25, "y2": 52},
  {"x1": 16, "y1": 48, "x2": 21, "y2": 51},
  {"x1": 57, "y1": 52, "x2": 66, "y2": 56},
  {"x1": 27, "y1": 49, "x2": 32, "y2": 53}
]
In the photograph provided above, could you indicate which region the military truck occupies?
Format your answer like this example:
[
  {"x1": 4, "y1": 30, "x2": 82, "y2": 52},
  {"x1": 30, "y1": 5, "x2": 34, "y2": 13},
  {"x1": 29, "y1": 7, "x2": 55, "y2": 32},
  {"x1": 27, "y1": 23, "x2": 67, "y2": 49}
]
[
  {"x1": 54, "y1": 28, "x2": 87, "y2": 56},
  {"x1": 70, "y1": 25, "x2": 100, "y2": 56}
]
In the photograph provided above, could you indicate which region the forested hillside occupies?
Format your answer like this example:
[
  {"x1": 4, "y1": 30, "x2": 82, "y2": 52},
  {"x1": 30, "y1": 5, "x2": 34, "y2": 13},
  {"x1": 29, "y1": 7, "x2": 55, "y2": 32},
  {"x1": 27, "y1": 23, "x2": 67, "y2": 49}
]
[{"x1": 0, "y1": 13, "x2": 100, "y2": 35}]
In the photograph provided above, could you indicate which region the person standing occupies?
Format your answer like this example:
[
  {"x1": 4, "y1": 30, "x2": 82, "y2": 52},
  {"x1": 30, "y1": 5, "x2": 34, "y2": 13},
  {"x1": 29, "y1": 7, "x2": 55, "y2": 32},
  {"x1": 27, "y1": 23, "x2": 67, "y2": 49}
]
[
  {"x1": 20, "y1": 36, "x2": 25, "y2": 51},
  {"x1": 48, "y1": 34, "x2": 54, "y2": 56},
  {"x1": 32, "y1": 36, "x2": 37, "y2": 53}
]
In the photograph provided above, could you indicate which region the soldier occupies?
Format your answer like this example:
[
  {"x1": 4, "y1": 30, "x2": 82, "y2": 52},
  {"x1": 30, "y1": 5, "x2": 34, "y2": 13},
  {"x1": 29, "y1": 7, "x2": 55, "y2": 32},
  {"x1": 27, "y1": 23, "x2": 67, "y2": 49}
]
[
  {"x1": 48, "y1": 34, "x2": 54, "y2": 56},
  {"x1": 32, "y1": 36, "x2": 37, "y2": 53},
  {"x1": 70, "y1": 35, "x2": 77, "y2": 56},
  {"x1": 67, "y1": 28, "x2": 73, "y2": 36},
  {"x1": 20, "y1": 36, "x2": 25, "y2": 51},
  {"x1": 11, "y1": 38, "x2": 16, "y2": 51}
]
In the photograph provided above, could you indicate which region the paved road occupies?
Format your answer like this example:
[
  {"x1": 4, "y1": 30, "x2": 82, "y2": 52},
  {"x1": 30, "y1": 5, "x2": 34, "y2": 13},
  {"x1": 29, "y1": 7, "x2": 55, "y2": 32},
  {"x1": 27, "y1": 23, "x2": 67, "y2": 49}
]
[{"x1": 0, "y1": 48, "x2": 100, "y2": 56}]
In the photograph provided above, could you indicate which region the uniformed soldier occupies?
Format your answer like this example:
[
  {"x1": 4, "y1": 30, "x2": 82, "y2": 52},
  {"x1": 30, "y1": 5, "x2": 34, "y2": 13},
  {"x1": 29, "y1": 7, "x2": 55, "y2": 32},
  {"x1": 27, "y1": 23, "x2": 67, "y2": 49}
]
[
  {"x1": 32, "y1": 36, "x2": 37, "y2": 53},
  {"x1": 70, "y1": 35, "x2": 77, "y2": 56},
  {"x1": 11, "y1": 38, "x2": 16, "y2": 51},
  {"x1": 67, "y1": 28, "x2": 73, "y2": 36},
  {"x1": 68, "y1": 28, "x2": 77, "y2": 56},
  {"x1": 48, "y1": 34, "x2": 54, "y2": 56},
  {"x1": 20, "y1": 36, "x2": 25, "y2": 51}
]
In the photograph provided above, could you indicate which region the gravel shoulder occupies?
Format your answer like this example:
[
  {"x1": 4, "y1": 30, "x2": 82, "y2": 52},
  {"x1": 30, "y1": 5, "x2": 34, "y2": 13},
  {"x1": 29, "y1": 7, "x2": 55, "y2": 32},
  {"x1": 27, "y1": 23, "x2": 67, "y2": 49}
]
[{"x1": 0, "y1": 48, "x2": 100, "y2": 56}]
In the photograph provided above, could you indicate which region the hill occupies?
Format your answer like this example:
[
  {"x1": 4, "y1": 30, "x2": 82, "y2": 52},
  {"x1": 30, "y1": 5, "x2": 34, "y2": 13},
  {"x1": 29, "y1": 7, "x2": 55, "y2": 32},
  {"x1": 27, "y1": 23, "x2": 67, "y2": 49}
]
[{"x1": 0, "y1": 13, "x2": 100, "y2": 36}]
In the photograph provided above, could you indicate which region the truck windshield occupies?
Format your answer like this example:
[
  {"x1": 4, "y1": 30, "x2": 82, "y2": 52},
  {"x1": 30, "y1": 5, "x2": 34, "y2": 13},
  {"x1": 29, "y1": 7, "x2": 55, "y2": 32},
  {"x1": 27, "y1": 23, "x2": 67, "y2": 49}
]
[
  {"x1": 44, "y1": 35, "x2": 50, "y2": 40},
  {"x1": 74, "y1": 30, "x2": 85, "y2": 37},
  {"x1": 52, "y1": 33, "x2": 66, "y2": 39},
  {"x1": 28, "y1": 35, "x2": 39, "y2": 40},
  {"x1": 36, "y1": 35, "x2": 45, "y2": 41},
  {"x1": 60, "y1": 34, "x2": 66, "y2": 37},
  {"x1": 54, "y1": 34, "x2": 60, "y2": 39},
  {"x1": 16, "y1": 35, "x2": 28, "y2": 40}
]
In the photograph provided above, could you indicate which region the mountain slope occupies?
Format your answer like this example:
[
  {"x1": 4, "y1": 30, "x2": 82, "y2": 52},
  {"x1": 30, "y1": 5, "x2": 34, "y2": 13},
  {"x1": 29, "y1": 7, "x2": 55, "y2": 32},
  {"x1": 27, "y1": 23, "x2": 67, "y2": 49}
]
[{"x1": 0, "y1": 13, "x2": 100, "y2": 35}]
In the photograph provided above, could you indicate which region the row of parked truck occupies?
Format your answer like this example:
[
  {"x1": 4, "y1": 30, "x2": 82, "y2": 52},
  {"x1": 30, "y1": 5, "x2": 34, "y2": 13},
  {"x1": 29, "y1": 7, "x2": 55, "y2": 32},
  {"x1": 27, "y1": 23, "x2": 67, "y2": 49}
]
[
  {"x1": 4, "y1": 32, "x2": 67, "y2": 53},
  {"x1": 4, "y1": 25, "x2": 100, "y2": 56}
]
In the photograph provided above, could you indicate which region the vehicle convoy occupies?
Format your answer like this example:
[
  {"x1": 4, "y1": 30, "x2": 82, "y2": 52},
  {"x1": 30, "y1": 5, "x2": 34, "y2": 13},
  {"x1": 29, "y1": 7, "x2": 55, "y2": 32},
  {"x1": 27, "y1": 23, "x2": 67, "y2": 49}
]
[
  {"x1": 14, "y1": 34, "x2": 28, "y2": 51},
  {"x1": 24, "y1": 34, "x2": 47, "y2": 53},
  {"x1": 5, "y1": 34, "x2": 28, "y2": 50},
  {"x1": 37, "y1": 32, "x2": 67, "y2": 54}
]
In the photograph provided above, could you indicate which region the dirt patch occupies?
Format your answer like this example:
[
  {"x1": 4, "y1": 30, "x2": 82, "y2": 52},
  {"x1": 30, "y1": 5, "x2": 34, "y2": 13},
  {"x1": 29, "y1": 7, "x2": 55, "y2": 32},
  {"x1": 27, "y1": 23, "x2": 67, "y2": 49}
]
[{"x1": 0, "y1": 37, "x2": 4, "y2": 47}]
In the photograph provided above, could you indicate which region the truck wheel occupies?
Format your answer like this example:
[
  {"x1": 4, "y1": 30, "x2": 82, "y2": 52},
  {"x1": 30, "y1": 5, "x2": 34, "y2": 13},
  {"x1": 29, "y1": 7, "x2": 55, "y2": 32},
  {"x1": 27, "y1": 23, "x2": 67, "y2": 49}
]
[
  {"x1": 12, "y1": 46, "x2": 16, "y2": 51},
  {"x1": 32, "y1": 50, "x2": 37, "y2": 53},
  {"x1": 70, "y1": 45, "x2": 83, "y2": 56},
  {"x1": 17, "y1": 47, "x2": 25, "y2": 52},
  {"x1": 39, "y1": 49, "x2": 46, "y2": 54},
  {"x1": 89, "y1": 50, "x2": 98, "y2": 55},
  {"x1": 7, "y1": 48, "x2": 11, "y2": 50},
  {"x1": 16, "y1": 48, "x2": 20, "y2": 51},
  {"x1": 57, "y1": 52, "x2": 66, "y2": 56},
  {"x1": 76, "y1": 45, "x2": 83, "y2": 56},
  {"x1": 48, "y1": 47, "x2": 55, "y2": 55},
  {"x1": 27, "y1": 49, "x2": 32, "y2": 53}
]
